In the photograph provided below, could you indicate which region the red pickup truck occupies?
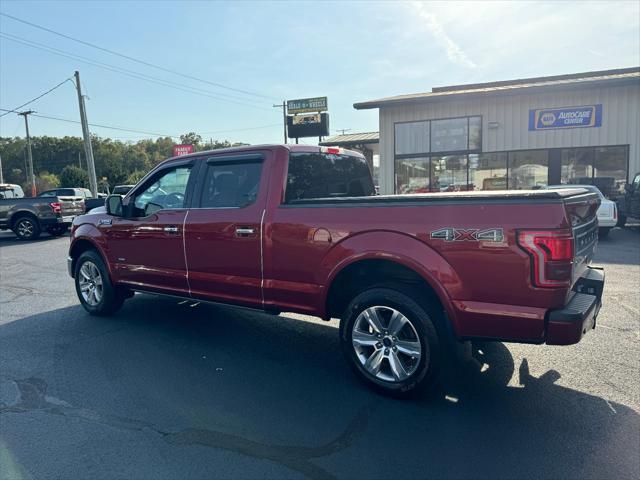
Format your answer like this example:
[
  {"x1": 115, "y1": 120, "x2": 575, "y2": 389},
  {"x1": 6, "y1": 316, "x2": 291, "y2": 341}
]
[{"x1": 68, "y1": 145, "x2": 604, "y2": 395}]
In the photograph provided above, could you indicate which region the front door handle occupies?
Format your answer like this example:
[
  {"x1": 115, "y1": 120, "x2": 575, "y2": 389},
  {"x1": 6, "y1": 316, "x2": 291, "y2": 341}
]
[
  {"x1": 164, "y1": 226, "x2": 180, "y2": 234},
  {"x1": 235, "y1": 227, "x2": 255, "y2": 236}
]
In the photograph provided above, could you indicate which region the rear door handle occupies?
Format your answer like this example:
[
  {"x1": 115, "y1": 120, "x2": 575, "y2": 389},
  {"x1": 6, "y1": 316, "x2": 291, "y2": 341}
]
[
  {"x1": 235, "y1": 227, "x2": 255, "y2": 236},
  {"x1": 164, "y1": 226, "x2": 180, "y2": 234}
]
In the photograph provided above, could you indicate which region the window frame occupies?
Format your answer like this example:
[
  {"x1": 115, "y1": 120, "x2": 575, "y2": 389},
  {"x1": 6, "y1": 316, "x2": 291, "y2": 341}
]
[{"x1": 393, "y1": 115, "x2": 483, "y2": 193}]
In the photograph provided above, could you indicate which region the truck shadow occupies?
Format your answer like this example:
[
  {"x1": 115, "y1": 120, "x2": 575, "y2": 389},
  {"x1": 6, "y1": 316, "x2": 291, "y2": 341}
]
[{"x1": 1, "y1": 296, "x2": 638, "y2": 479}]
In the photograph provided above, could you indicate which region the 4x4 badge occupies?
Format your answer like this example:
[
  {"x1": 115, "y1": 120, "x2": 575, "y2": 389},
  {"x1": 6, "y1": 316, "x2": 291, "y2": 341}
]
[{"x1": 431, "y1": 227, "x2": 504, "y2": 242}]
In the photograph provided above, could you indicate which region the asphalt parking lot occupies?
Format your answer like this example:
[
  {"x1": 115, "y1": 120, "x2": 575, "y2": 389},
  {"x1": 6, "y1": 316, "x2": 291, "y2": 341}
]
[{"x1": 1, "y1": 227, "x2": 639, "y2": 480}]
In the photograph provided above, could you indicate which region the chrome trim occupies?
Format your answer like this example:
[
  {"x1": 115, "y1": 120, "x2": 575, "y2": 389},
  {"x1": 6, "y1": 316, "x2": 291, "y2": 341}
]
[{"x1": 235, "y1": 227, "x2": 255, "y2": 235}]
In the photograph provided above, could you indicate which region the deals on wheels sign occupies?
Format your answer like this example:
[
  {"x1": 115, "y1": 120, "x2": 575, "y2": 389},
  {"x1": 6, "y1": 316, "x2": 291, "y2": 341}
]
[
  {"x1": 287, "y1": 97, "x2": 328, "y2": 114},
  {"x1": 173, "y1": 144, "x2": 195, "y2": 157}
]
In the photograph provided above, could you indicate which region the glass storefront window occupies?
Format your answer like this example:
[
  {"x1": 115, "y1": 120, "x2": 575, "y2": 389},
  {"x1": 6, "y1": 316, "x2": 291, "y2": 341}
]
[
  {"x1": 595, "y1": 146, "x2": 628, "y2": 197},
  {"x1": 469, "y1": 117, "x2": 482, "y2": 150},
  {"x1": 509, "y1": 150, "x2": 549, "y2": 189},
  {"x1": 469, "y1": 153, "x2": 508, "y2": 190},
  {"x1": 395, "y1": 157, "x2": 430, "y2": 194},
  {"x1": 430, "y1": 156, "x2": 468, "y2": 191},
  {"x1": 561, "y1": 148, "x2": 594, "y2": 185},
  {"x1": 395, "y1": 121, "x2": 430, "y2": 155},
  {"x1": 431, "y1": 118, "x2": 468, "y2": 153}
]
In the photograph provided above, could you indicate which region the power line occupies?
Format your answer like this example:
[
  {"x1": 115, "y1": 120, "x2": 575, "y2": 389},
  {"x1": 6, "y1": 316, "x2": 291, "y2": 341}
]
[
  {"x1": 0, "y1": 33, "x2": 274, "y2": 112},
  {"x1": 0, "y1": 12, "x2": 280, "y2": 102},
  {"x1": 0, "y1": 108, "x2": 281, "y2": 138},
  {"x1": 0, "y1": 77, "x2": 73, "y2": 118}
]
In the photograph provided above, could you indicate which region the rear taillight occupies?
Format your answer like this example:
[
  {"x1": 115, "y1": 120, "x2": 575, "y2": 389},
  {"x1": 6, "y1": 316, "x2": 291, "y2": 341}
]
[
  {"x1": 50, "y1": 202, "x2": 62, "y2": 214},
  {"x1": 517, "y1": 229, "x2": 574, "y2": 288},
  {"x1": 613, "y1": 204, "x2": 617, "y2": 220}
]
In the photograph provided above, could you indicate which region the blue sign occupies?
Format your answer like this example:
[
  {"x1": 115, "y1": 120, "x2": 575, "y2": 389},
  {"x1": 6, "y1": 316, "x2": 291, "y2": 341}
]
[{"x1": 529, "y1": 105, "x2": 602, "y2": 131}]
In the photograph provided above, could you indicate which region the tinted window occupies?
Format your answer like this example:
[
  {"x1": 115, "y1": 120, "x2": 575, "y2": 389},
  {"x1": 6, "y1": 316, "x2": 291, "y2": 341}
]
[
  {"x1": 285, "y1": 153, "x2": 374, "y2": 202},
  {"x1": 39, "y1": 191, "x2": 57, "y2": 197},
  {"x1": 199, "y1": 161, "x2": 263, "y2": 208}
]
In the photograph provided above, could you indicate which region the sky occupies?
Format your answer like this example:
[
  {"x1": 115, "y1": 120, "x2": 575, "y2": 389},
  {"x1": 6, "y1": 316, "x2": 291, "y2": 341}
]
[{"x1": 0, "y1": 0, "x2": 639, "y2": 146}]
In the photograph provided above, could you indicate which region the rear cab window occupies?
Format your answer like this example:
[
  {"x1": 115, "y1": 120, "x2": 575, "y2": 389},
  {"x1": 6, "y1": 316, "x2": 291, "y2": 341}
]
[{"x1": 285, "y1": 152, "x2": 374, "y2": 203}]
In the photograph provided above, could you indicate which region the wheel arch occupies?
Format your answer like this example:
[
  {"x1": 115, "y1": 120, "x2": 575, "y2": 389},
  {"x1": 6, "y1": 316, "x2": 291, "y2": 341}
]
[
  {"x1": 322, "y1": 231, "x2": 462, "y2": 337},
  {"x1": 69, "y1": 234, "x2": 112, "y2": 280},
  {"x1": 9, "y1": 210, "x2": 39, "y2": 229}
]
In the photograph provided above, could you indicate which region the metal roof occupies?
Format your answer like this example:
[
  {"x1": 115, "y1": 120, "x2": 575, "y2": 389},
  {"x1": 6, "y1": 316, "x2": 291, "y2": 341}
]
[
  {"x1": 318, "y1": 131, "x2": 379, "y2": 146},
  {"x1": 354, "y1": 67, "x2": 640, "y2": 110}
]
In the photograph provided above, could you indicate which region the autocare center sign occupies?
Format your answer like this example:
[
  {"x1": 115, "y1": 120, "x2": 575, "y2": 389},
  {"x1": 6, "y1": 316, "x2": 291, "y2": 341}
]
[
  {"x1": 529, "y1": 104, "x2": 602, "y2": 131},
  {"x1": 173, "y1": 144, "x2": 194, "y2": 156}
]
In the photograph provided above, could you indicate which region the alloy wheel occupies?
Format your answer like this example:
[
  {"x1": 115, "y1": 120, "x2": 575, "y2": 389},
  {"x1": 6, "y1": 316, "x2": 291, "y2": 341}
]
[
  {"x1": 351, "y1": 305, "x2": 424, "y2": 383},
  {"x1": 16, "y1": 219, "x2": 35, "y2": 238},
  {"x1": 78, "y1": 261, "x2": 104, "y2": 306}
]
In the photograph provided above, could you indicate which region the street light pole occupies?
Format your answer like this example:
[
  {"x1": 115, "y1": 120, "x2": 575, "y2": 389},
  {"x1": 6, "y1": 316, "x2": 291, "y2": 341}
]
[
  {"x1": 273, "y1": 101, "x2": 287, "y2": 144},
  {"x1": 74, "y1": 71, "x2": 98, "y2": 196}
]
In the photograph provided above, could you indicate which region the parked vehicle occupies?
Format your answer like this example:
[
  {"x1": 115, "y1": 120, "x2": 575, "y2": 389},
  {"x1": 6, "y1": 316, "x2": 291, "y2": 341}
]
[
  {"x1": 111, "y1": 185, "x2": 134, "y2": 195},
  {"x1": 0, "y1": 183, "x2": 25, "y2": 199},
  {"x1": 1, "y1": 192, "x2": 84, "y2": 240},
  {"x1": 68, "y1": 145, "x2": 604, "y2": 396},
  {"x1": 39, "y1": 187, "x2": 105, "y2": 213},
  {"x1": 547, "y1": 185, "x2": 617, "y2": 237},
  {"x1": 616, "y1": 172, "x2": 640, "y2": 227}
]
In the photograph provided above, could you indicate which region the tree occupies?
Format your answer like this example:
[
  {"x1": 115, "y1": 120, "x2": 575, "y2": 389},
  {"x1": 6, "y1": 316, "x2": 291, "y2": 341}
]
[
  {"x1": 36, "y1": 171, "x2": 60, "y2": 191},
  {"x1": 125, "y1": 170, "x2": 146, "y2": 184},
  {"x1": 180, "y1": 132, "x2": 202, "y2": 147},
  {"x1": 60, "y1": 165, "x2": 89, "y2": 188}
]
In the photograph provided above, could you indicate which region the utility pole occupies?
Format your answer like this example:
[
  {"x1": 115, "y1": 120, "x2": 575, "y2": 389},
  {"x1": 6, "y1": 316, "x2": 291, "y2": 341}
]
[
  {"x1": 273, "y1": 101, "x2": 287, "y2": 144},
  {"x1": 17, "y1": 110, "x2": 36, "y2": 196},
  {"x1": 74, "y1": 71, "x2": 98, "y2": 196},
  {"x1": 0, "y1": 152, "x2": 4, "y2": 183}
]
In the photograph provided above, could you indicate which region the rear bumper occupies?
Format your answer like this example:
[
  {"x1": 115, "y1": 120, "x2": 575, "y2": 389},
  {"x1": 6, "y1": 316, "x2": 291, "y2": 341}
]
[
  {"x1": 546, "y1": 266, "x2": 604, "y2": 345},
  {"x1": 597, "y1": 218, "x2": 616, "y2": 228}
]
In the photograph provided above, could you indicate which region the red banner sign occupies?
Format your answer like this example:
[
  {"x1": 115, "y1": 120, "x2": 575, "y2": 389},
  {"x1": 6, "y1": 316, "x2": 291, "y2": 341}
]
[{"x1": 173, "y1": 144, "x2": 194, "y2": 157}]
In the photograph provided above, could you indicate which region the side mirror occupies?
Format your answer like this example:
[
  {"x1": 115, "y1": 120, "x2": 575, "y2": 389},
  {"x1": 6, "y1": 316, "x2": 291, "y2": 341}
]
[{"x1": 106, "y1": 195, "x2": 124, "y2": 216}]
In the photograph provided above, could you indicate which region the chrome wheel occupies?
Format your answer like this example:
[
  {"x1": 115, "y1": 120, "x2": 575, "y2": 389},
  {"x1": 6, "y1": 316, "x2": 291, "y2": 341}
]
[
  {"x1": 352, "y1": 305, "x2": 423, "y2": 383},
  {"x1": 16, "y1": 219, "x2": 35, "y2": 238},
  {"x1": 78, "y1": 261, "x2": 103, "y2": 306}
]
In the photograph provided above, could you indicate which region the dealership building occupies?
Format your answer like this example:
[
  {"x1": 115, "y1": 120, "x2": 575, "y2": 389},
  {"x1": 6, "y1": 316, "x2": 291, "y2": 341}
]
[{"x1": 352, "y1": 67, "x2": 640, "y2": 196}]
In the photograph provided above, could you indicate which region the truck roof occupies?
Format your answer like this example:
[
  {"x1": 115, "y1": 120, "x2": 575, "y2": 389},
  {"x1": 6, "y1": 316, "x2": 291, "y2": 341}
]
[{"x1": 164, "y1": 144, "x2": 365, "y2": 163}]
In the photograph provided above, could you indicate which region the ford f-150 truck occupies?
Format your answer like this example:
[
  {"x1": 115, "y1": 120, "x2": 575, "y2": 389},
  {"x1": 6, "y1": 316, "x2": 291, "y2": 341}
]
[
  {"x1": 1, "y1": 193, "x2": 84, "y2": 240},
  {"x1": 68, "y1": 145, "x2": 604, "y2": 395}
]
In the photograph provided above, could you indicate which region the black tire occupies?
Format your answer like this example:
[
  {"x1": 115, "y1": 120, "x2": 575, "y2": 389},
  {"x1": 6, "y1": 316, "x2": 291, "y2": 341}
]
[
  {"x1": 47, "y1": 225, "x2": 68, "y2": 236},
  {"x1": 339, "y1": 287, "x2": 442, "y2": 397},
  {"x1": 598, "y1": 227, "x2": 611, "y2": 238},
  {"x1": 74, "y1": 250, "x2": 125, "y2": 316},
  {"x1": 616, "y1": 214, "x2": 627, "y2": 228},
  {"x1": 12, "y1": 215, "x2": 41, "y2": 240}
]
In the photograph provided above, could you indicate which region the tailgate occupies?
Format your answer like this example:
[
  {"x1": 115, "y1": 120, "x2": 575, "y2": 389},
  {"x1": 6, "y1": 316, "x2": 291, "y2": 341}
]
[
  {"x1": 562, "y1": 190, "x2": 600, "y2": 285},
  {"x1": 57, "y1": 196, "x2": 85, "y2": 216}
]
